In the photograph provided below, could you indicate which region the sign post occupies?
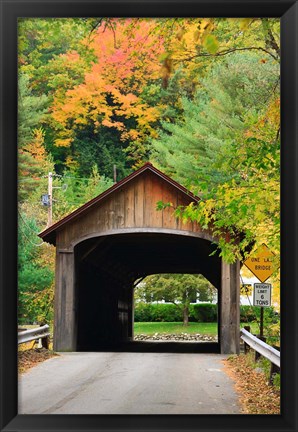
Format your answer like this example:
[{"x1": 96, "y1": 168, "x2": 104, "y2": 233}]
[
  {"x1": 253, "y1": 283, "x2": 272, "y2": 338},
  {"x1": 260, "y1": 307, "x2": 264, "y2": 338},
  {"x1": 244, "y1": 244, "x2": 276, "y2": 338}
]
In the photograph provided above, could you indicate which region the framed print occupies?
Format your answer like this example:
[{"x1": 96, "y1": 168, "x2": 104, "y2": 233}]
[{"x1": 0, "y1": 1, "x2": 297, "y2": 431}]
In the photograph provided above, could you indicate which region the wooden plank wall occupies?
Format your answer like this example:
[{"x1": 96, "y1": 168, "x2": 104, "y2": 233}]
[{"x1": 56, "y1": 171, "x2": 209, "y2": 250}]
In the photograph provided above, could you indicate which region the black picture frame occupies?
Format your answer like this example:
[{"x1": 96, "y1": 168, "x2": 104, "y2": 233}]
[{"x1": 0, "y1": 1, "x2": 297, "y2": 431}]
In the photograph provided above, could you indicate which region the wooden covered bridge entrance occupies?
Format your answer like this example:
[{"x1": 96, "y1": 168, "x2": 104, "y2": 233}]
[{"x1": 39, "y1": 163, "x2": 240, "y2": 354}]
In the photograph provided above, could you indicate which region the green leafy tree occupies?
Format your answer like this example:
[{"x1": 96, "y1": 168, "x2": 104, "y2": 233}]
[
  {"x1": 135, "y1": 274, "x2": 216, "y2": 326},
  {"x1": 151, "y1": 52, "x2": 280, "y2": 263},
  {"x1": 18, "y1": 213, "x2": 54, "y2": 324},
  {"x1": 49, "y1": 166, "x2": 113, "y2": 221},
  {"x1": 18, "y1": 74, "x2": 50, "y2": 201}
]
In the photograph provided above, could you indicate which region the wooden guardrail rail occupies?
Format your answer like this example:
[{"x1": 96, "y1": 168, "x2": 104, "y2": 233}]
[
  {"x1": 18, "y1": 324, "x2": 50, "y2": 348},
  {"x1": 240, "y1": 327, "x2": 280, "y2": 385}
]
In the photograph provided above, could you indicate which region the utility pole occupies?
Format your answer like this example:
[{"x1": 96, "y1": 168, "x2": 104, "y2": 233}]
[
  {"x1": 113, "y1": 164, "x2": 117, "y2": 184},
  {"x1": 47, "y1": 172, "x2": 52, "y2": 227},
  {"x1": 43, "y1": 172, "x2": 65, "y2": 227}
]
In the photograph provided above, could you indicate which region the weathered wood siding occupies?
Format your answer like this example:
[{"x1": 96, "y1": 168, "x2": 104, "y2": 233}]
[
  {"x1": 54, "y1": 250, "x2": 77, "y2": 351},
  {"x1": 56, "y1": 171, "x2": 212, "y2": 250},
  {"x1": 220, "y1": 260, "x2": 240, "y2": 354},
  {"x1": 51, "y1": 167, "x2": 240, "y2": 354}
]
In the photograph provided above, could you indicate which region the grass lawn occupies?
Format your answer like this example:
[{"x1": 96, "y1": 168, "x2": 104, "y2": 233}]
[
  {"x1": 134, "y1": 322, "x2": 260, "y2": 336},
  {"x1": 134, "y1": 322, "x2": 217, "y2": 335}
]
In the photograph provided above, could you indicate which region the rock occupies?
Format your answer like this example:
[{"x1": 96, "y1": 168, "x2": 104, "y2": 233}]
[{"x1": 134, "y1": 333, "x2": 218, "y2": 342}]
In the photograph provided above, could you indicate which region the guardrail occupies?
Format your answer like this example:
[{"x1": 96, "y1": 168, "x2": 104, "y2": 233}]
[
  {"x1": 18, "y1": 324, "x2": 50, "y2": 348},
  {"x1": 240, "y1": 327, "x2": 280, "y2": 385}
]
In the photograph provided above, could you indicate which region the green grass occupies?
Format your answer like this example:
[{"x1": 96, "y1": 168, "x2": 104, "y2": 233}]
[
  {"x1": 134, "y1": 321, "x2": 261, "y2": 336},
  {"x1": 240, "y1": 322, "x2": 261, "y2": 335},
  {"x1": 134, "y1": 322, "x2": 218, "y2": 335}
]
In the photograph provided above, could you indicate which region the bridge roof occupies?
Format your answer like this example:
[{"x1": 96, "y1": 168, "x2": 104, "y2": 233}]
[{"x1": 39, "y1": 162, "x2": 199, "y2": 246}]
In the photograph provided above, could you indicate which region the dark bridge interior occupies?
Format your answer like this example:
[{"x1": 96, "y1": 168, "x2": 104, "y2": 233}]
[{"x1": 75, "y1": 233, "x2": 221, "y2": 352}]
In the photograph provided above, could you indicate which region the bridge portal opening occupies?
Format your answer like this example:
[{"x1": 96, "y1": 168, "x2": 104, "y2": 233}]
[
  {"x1": 133, "y1": 274, "x2": 218, "y2": 344},
  {"x1": 74, "y1": 232, "x2": 221, "y2": 352}
]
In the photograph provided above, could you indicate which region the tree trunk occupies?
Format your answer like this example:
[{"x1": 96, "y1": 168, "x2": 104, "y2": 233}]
[{"x1": 183, "y1": 305, "x2": 189, "y2": 326}]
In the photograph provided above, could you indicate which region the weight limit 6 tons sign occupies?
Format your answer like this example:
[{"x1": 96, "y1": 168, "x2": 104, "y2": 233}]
[{"x1": 253, "y1": 283, "x2": 272, "y2": 307}]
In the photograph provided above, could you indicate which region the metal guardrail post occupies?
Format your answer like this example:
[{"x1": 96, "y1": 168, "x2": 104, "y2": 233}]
[
  {"x1": 269, "y1": 362, "x2": 280, "y2": 385},
  {"x1": 255, "y1": 335, "x2": 266, "y2": 361},
  {"x1": 243, "y1": 326, "x2": 251, "y2": 354},
  {"x1": 269, "y1": 345, "x2": 280, "y2": 385},
  {"x1": 41, "y1": 328, "x2": 49, "y2": 348}
]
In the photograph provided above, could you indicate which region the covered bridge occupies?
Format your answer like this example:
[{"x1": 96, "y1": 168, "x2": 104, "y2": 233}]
[{"x1": 39, "y1": 163, "x2": 240, "y2": 354}]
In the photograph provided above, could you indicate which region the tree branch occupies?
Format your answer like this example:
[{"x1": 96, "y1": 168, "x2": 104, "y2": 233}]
[
  {"x1": 177, "y1": 46, "x2": 279, "y2": 63},
  {"x1": 261, "y1": 18, "x2": 280, "y2": 59},
  {"x1": 169, "y1": 300, "x2": 179, "y2": 307}
]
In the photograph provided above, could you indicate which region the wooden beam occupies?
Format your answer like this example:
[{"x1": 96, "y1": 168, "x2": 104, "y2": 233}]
[
  {"x1": 79, "y1": 237, "x2": 107, "y2": 262},
  {"x1": 220, "y1": 260, "x2": 240, "y2": 354},
  {"x1": 54, "y1": 250, "x2": 77, "y2": 351}
]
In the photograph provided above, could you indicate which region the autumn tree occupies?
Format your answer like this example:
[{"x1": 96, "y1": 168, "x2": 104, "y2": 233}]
[
  {"x1": 50, "y1": 19, "x2": 165, "y2": 175},
  {"x1": 152, "y1": 18, "x2": 279, "y2": 89},
  {"x1": 17, "y1": 17, "x2": 281, "y2": 323}
]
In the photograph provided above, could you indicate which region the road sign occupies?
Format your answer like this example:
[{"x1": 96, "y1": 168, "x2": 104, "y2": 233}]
[
  {"x1": 240, "y1": 284, "x2": 253, "y2": 296},
  {"x1": 253, "y1": 283, "x2": 272, "y2": 307},
  {"x1": 244, "y1": 244, "x2": 275, "y2": 282}
]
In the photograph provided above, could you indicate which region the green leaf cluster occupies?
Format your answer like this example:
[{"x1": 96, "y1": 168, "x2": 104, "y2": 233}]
[
  {"x1": 151, "y1": 52, "x2": 280, "y2": 263},
  {"x1": 18, "y1": 214, "x2": 54, "y2": 323}
]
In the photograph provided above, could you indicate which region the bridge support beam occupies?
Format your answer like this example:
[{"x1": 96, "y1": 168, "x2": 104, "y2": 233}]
[
  {"x1": 128, "y1": 287, "x2": 134, "y2": 340},
  {"x1": 220, "y1": 260, "x2": 240, "y2": 354},
  {"x1": 54, "y1": 250, "x2": 77, "y2": 352}
]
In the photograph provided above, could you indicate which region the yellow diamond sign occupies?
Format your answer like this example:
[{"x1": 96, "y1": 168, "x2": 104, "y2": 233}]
[
  {"x1": 240, "y1": 284, "x2": 253, "y2": 296},
  {"x1": 244, "y1": 244, "x2": 276, "y2": 283}
]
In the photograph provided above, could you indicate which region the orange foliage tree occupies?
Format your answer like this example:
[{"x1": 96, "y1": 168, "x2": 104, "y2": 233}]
[{"x1": 51, "y1": 19, "x2": 165, "y2": 167}]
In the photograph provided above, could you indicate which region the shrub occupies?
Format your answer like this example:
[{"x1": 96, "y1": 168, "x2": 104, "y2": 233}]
[
  {"x1": 134, "y1": 303, "x2": 280, "y2": 325},
  {"x1": 134, "y1": 302, "x2": 218, "y2": 322},
  {"x1": 240, "y1": 306, "x2": 278, "y2": 323},
  {"x1": 134, "y1": 302, "x2": 153, "y2": 322},
  {"x1": 192, "y1": 303, "x2": 217, "y2": 322},
  {"x1": 150, "y1": 303, "x2": 182, "y2": 322},
  {"x1": 134, "y1": 303, "x2": 182, "y2": 322}
]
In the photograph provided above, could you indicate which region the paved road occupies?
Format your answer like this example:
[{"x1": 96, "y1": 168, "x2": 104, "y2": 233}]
[{"x1": 19, "y1": 352, "x2": 240, "y2": 414}]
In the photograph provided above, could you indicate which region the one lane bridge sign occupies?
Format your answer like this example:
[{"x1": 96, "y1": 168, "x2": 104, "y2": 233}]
[
  {"x1": 253, "y1": 283, "x2": 272, "y2": 307},
  {"x1": 244, "y1": 243, "x2": 275, "y2": 282}
]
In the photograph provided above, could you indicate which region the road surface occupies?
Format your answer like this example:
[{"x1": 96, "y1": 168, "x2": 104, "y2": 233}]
[{"x1": 19, "y1": 352, "x2": 240, "y2": 414}]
